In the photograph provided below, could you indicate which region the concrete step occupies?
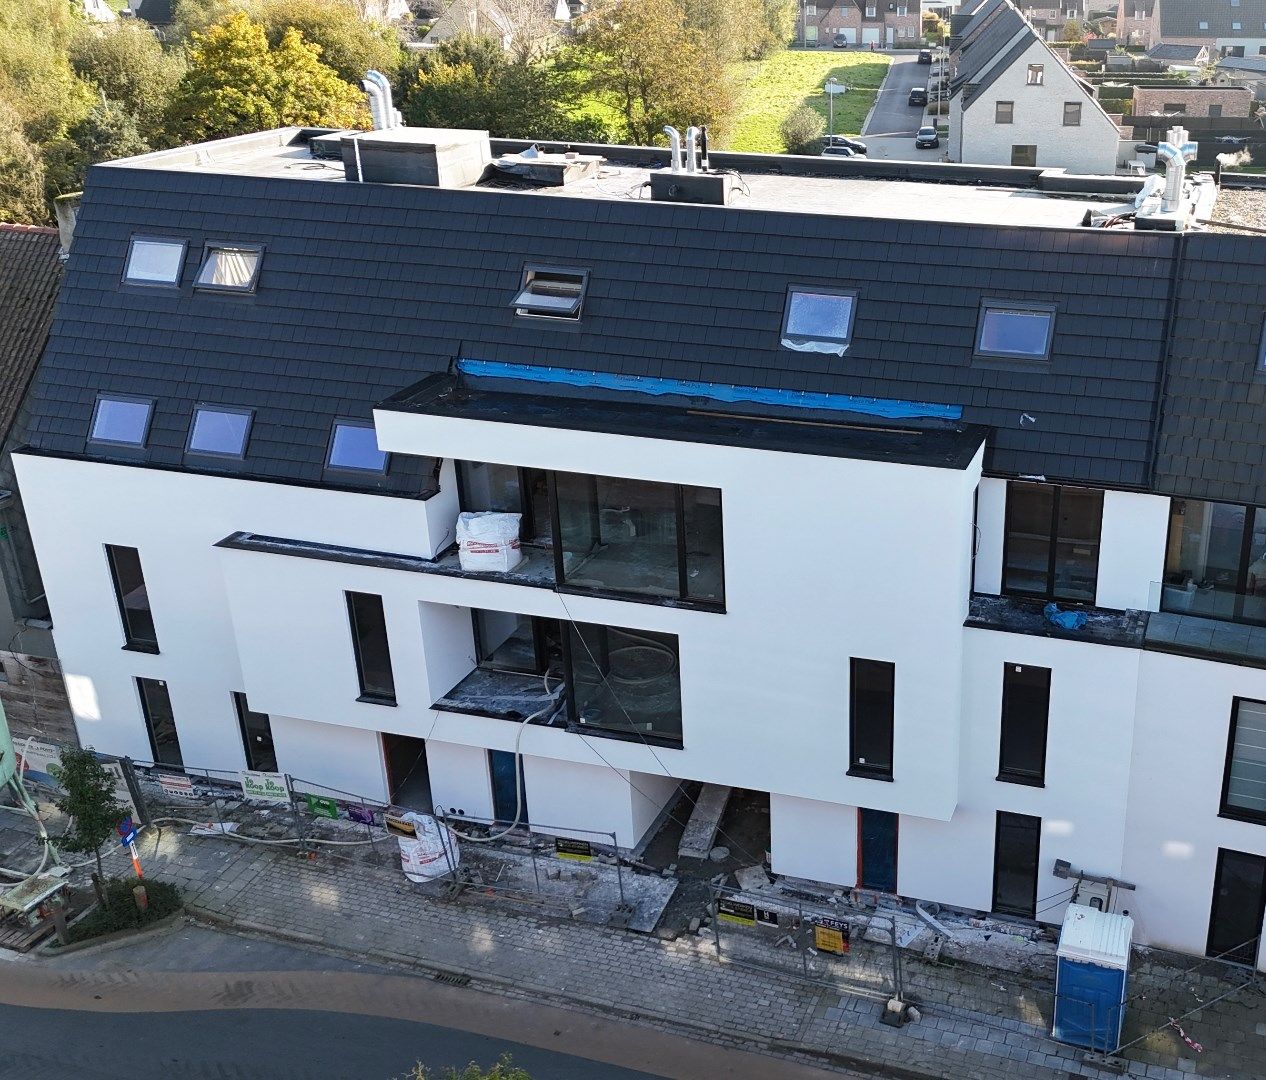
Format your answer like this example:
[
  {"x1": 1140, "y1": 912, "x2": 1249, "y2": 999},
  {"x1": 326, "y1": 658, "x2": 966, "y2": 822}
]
[{"x1": 678, "y1": 784, "x2": 732, "y2": 860}]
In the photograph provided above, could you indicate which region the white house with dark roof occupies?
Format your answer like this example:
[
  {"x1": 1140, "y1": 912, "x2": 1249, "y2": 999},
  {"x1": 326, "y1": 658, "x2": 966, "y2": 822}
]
[
  {"x1": 1118, "y1": 0, "x2": 1266, "y2": 53},
  {"x1": 949, "y1": 0, "x2": 1124, "y2": 172}
]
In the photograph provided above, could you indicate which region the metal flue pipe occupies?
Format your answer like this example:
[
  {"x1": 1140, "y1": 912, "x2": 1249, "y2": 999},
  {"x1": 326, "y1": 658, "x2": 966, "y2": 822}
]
[
  {"x1": 361, "y1": 78, "x2": 386, "y2": 130},
  {"x1": 365, "y1": 70, "x2": 398, "y2": 128},
  {"x1": 663, "y1": 126, "x2": 683, "y2": 172},
  {"x1": 685, "y1": 127, "x2": 700, "y2": 173}
]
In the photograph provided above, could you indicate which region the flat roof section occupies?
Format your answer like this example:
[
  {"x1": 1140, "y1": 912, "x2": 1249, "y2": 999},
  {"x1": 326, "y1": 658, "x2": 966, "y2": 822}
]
[
  {"x1": 378, "y1": 372, "x2": 988, "y2": 470},
  {"x1": 101, "y1": 128, "x2": 1153, "y2": 232}
]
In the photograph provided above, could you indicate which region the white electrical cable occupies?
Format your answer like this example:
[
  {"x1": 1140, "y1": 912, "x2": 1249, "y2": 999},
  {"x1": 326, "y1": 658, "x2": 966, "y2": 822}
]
[{"x1": 146, "y1": 817, "x2": 380, "y2": 847}]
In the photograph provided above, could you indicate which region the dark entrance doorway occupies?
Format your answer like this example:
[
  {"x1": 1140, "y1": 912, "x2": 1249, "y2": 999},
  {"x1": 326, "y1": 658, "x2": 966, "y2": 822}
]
[
  {"x1": 382, "y1": 734, "x2": 431, "y2": 811},
  {"x1": 489, "y1": 750, "x2": 528, "y2": 825},
  {"x1": 992, "y1": 811, "x2": 1041, "y2": 918},
  {"x1": 1207, "y1": 848, "x2": 1266, "y2": 965},
  {"x1": 859, "y1": 809, "x2": 898, "y2": 892}
]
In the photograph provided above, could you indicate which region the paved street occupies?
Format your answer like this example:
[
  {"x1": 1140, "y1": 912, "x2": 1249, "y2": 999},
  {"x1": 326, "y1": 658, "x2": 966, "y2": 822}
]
[{"x1": 863, "y1": 52, "x2": 942, "y2": 161}]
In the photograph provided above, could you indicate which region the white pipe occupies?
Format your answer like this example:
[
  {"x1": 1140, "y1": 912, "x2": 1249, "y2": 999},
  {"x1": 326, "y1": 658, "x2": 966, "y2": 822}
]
[
  {"x1": 361, "y1": 79, "x2": 385, "y2": 130},
  {"x1": 663, "y1": 126, "x2": 682, "y2": 172},
  {"x1": 685, "y1": 126, "x2": 699, "y2": 173},
  {"x1": 366, "y1": 70, "x2": 396, "y2": 128}
]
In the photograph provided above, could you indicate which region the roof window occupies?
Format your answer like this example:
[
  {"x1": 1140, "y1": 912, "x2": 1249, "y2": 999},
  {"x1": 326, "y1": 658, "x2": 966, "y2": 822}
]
[
  {"x1": 187, "y1": 406, "x2": 252, "y2": 458},
  {"x1": 975, "y1": 302, "x2": 1056, "y2": 362},
  {"x1": 327, "y1": 421, "x2": 388, "y2": 473},
  {"x1": 781, "y1": 287, "x2": 857, "y2": 356},
  {"x1": 513, "y1": 267, "x2": 588, "y2": 320},
  {"x1": 90, "y1": 395, "x2": 154, "y2": 447},
  {"x1": 123, "y1": 237, "x2": 186, "y2": 286},
  {"x1": 195, "y1": 244, "x2": 262, "y2": 292}
]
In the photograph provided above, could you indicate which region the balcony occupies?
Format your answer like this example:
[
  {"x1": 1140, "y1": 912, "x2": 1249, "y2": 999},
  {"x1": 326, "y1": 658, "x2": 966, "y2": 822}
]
[{"x1": 435, "y1": 665, "x2": 566, "y2": 724}]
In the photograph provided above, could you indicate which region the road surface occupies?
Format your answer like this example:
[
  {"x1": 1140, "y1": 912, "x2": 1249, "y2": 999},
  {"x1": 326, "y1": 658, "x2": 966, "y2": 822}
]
[{"x1": 862, "y1": 52, "x2": 941, "y2": 161}]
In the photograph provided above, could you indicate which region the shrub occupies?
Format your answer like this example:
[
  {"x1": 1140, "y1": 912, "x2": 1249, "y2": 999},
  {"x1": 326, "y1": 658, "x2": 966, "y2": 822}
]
[
  {"x1": 779, "y1": 103, "x2": 825, "y2": 155},
  {"x1": 65, "y1": 878, "x2": 182, "y2": 944}
]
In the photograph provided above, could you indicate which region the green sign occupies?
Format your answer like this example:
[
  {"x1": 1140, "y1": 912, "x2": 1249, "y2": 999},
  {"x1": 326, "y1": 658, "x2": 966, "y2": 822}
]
[
  {"x1": 241, "y1": 771, "x2": 289, "y2": 804},
  {"x1": 305, "y1": 793, "x2": 339, "y2": 819}
]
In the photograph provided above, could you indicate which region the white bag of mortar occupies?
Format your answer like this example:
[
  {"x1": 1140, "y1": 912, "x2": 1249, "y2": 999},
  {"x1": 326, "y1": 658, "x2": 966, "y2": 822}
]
[
  {"x1": 457, "y1": 511, "x2": 523, "y2": 572},
  {"x1": 397, "y1": 812, "x2": 461, "y2": 882}
]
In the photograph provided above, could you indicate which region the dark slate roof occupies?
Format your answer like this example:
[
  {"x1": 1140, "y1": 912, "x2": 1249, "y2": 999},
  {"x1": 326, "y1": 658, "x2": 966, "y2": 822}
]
[
  {"x1": 1085, "y1": 37, "x2": 1119, "y2": 51},
  {"x1": 1218, "y1": 55, "x2": 1266, "y2": 74},
  {"x1": 1160, "y1": 0, "x2": 1266, "y2": 38},
  {"x1": 18, "y1": 152, "x2": 1182, "y2": 493},
  {"x1": 131, "y1": 0, "x2": 173, "y2": 24},
  {"x1": 952, "y1": 1, "x2": 1029, "y2": 97},
  {"x1": 1147, "y1": 42, "x2": 1206, "y2": 61},
  {"x1": 1154, "y1": 231, "x2": 1266, "y2": 507},
  {"x1": 0, "y1": 225, "x2": 62, "y2": 446}
]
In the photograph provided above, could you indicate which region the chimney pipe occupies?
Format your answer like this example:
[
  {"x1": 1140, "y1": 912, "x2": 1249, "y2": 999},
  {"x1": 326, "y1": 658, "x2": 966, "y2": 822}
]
[
  {"x1": 699, "y1": 125, "x2": 710, "y2": 171},
  {"x1": 663, "y1": 126, "x2": 683, "y2": 172},
  {"x1": 53, "y1": 192, "x2": 81, "y2": 259},
  {"x1": 361, "y1": 78, "x2": 386, "y2": 130},
  {"x1": 685, "y1": 126, "x2": 699, "y2": 173},
  {"x1": 366, "y1": 70, "x2": 398, "y2": 128}
]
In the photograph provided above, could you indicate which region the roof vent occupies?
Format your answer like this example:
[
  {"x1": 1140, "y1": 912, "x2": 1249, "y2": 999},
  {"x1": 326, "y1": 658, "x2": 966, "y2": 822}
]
[
  {"x1": 341, "y1": 127, "x2": 492, "y2": 187},
  {"x1": 650, "y1": 124, "x2": 733, "y2": 205},
  {"x1": 488, "y1": 144, "x2": 604, "y2": 186}
]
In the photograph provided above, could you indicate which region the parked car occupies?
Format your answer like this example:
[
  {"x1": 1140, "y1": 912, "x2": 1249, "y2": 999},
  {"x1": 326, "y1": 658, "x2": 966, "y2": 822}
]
[
  {"x1": 915, "y1": 126, "x2": 940, "y2": 149},
  {"x1": 918, "y1": 49, "x2": 933, "y2": 64},
  {"x1": 833, "y1": 32, "x2": 850, "y2": 48},
  {"x1": 825, "y1": 135, "x2": 868, "y2": 155},
  {"x1": 908, "y1": 87, "x2": 928, "y2": 106},
  {"x1": 821, "y1": 145, "x2": 857, "y2": 157}
]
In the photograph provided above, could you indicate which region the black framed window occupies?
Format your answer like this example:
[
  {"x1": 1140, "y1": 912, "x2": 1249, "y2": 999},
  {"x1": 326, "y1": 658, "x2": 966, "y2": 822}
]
[
  {"x1": 1163, "y1": 498, "x2": 1266, "y2": 626},
  {"x1": 974, "y1": 301, "x2": 1054, "y2": 361},
  {"x1": 327, "y1": 421, "x2": 388, "y2": 473},
  {"x1": 565, "y1": 622, "x2": 682, "y2": 745},
  {"x1": 1010, "y1": 144, "x2": 1038, "y2": 168},
  {"x1": 848, "y1": 658, "x2": 894, "y2": 780},
  {"x1": 123, "y1": 236, "x2": 186, "y2": 286},
  {"x1": 992, "y1": 811, "x2": 1040, "y2": 918},
  {"x1": 780, "y1": 286, "x2": 857, "y2": 355},
  {"x1": 137, "y1": 677, "x2": 183, "y2": 768},
  {"x1": 345, "y1": 591, "x2": 396, "y2": 704},
  {"x1": 234, "y1": 692, "x2": 277, "y2": 773},
  {"x1": 1003, "y1": 481, "x2": 1102, "y2": 604},
  {"x1": 473, "y1": 610, "x2": 559, "y2": 675},
  {"x1": 187, "y1": 405, "x2": 252, "y2": 458},
  {"x1": 997, "y1": 663, "x2": 1050, "y2": 786},
  {"x1": 90, "y1": 395, "x2": 154, "y2": 448},
  {"x1": 1063, "y1": 101, "x2": 1082, "y2": 126},
  {"x1": 194, "y1": 243, "x2": 262, "y2": 292},
  {"x1": 1221, "y1": 698, "x2": 1266, "y2": 824},
  {"x1": 513, "y1": 267, "x2": 588, "y2": 320},
  {"x1": 995, "y1": 101, "x2": 1014, "y2": 124},
  {"x1": 456, "y1": 461, "x2": 725, "y2": 608},
  {"x1": 106, "y1": 545, "x2": 158, "y2": 653}
]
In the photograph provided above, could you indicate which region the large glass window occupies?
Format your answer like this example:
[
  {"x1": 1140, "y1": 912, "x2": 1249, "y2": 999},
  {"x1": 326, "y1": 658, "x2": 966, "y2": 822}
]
[
  {"x1": 849, "y1": 658, "x2": 894, "y2": 780},
  {"x1": 992, "y1": 811, "x2": 1040, "y2": 918},
  {"x1": 456, "y1": 462, "x2": 725, "y2": 607},
  {"x1": 1003, "y1": 482, "x2": 1102, "y2": 604},
  {"x1": 345, "y1": 591, "x2": 396, "y2": 704},
  {"x1": 475, "y1": 610, "x2": 556, "y2": 674},
  {"x1": 998, "y1": 663, "x2": 1050, "y2": 786},
  {"x1": 137, "y1": 677, "x2": 183, "y2": 768},
  {"x1": 90, "y1": 396, "x2": 153, "y2": 447},
  {"x1": 106, "y1": 544, "x2": 158, "y2": 652},
  {"x1": 1222, "y1": 698, "x2": 1266, "y2": 824},
  {"x1": 1164, "y1": 499, "x2": 1266, "y2": 625},
  {"x1": 234, "y1": 692, "x2": 277, "y2": 773},
  {"x1": 567, "y1": 623, "x2": 682, "y2": 745}
]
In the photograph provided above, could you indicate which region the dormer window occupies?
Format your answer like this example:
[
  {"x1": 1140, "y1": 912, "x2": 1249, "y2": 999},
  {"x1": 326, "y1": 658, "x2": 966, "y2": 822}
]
[
  {"x1": 781, "y1": 286, "x2": 857, "y2": 356},
  {"x1": 513, "y1": 267, "x2": 588, "y2": 320},
  {"x1": 90, "y1": 395, "x2": 154, "y2": 447},
  {"x1": 327, "y1": 420, "x2": 388, "y2": 473},
  {"x1": 195, "y1": 243, "x2": 262, "y2": 292},
  {"x1": 123, "y1": 237, "x2": 186, "y2": 286}
]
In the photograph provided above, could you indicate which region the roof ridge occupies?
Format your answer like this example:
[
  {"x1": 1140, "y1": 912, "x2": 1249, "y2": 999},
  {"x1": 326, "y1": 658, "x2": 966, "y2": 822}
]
[{"x1": 0, "y1": 223, "x2": 59, "y2": 236}]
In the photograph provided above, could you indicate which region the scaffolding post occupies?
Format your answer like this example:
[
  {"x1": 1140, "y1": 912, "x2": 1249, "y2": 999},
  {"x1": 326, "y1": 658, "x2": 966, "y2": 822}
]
[{"x1": 611, "y1": 832, "x2": 625, "y2": 906}]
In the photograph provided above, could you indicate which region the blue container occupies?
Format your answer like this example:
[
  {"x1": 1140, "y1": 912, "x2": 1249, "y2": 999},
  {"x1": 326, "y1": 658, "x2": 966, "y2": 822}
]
[{"x1": 1053, "y1": 904, "x2": 1133, "y2": 1051}]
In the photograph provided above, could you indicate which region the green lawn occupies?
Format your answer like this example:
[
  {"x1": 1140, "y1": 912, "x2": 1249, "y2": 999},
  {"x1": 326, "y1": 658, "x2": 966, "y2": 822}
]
[{"x1": 725, "y1": 48, "x2": 891, "y2": 153}]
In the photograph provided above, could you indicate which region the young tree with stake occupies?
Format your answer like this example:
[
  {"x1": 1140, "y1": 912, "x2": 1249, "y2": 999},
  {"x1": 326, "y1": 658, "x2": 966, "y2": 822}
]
[{"x1": 51, "y1": 747, "x2": 126, "y2": 908}]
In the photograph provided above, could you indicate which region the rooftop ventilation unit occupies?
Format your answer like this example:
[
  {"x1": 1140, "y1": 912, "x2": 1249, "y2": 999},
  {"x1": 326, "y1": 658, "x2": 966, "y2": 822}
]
[
  {"x1": 650, "y1": 125, "x2": 734, "y2": 205},
  {"x1": 341, "y1": 127, "x2": 491, "y2": 187},
  {"x1": 489, "y1": 144, "x2": 604, "y2": 186}
]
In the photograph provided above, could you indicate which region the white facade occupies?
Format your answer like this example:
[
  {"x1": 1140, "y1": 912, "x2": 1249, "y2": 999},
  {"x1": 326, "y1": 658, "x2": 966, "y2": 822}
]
[{"x1": 950, "y1": 39, "x2": 1124, "y2": 174}]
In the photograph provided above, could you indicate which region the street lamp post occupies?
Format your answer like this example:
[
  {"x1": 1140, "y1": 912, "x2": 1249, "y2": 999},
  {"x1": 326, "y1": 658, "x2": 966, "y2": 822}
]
[{"x1": 827, "y1": 78, "x2": 838, "y2": 137}]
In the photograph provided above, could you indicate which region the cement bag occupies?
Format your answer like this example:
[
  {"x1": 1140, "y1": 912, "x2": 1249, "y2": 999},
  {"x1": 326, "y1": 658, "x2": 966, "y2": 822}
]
[
  {"x1": 457, "y1": 511, "x2": 523, "y2": 573},
  {"x1": 397, "y1": 812, "x2": 461, "y2": 882}
]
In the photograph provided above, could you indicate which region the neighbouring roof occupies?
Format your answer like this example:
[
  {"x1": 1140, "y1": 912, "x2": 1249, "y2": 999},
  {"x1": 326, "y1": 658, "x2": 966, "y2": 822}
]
[
  {"x1": 1084, "y1": 37, "x2": 1119, "y2": 50},
  {"x1": 129, "y1": 0, "x2": 173, "y2": 24},
  {"x1": 1218, "y1": 54, "x2": 1266, "y2": 74},
  {"x1": 1146, "y1": 41, "x2": 1206, "y2": 61},
  {"x1": 1160, "y1": 0, "x2": 1266, "y2": 38},
  {"x1": 0, "y1": 225, "x2": 62, "y2": 447}
]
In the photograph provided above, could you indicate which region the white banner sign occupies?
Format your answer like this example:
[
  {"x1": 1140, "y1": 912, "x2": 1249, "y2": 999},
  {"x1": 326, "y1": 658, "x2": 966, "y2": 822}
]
[{"x1": 240, "y1": 770, "x2": 289, "y2": 804}]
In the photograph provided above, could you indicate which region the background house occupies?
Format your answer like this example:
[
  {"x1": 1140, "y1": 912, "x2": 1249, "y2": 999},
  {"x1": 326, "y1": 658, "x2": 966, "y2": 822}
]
[
  {"x1": 799, "y1": 0, "x2": 922, "y2": 47},
  {"x1": 1117, "y1": 0, "x2": 1266, "y2": 54}
]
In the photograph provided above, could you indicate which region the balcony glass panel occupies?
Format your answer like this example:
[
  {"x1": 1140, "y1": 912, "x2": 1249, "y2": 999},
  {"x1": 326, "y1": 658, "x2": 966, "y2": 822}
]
[{"x1": 568, "y1": 623, "x2": 682, "y2": 744}]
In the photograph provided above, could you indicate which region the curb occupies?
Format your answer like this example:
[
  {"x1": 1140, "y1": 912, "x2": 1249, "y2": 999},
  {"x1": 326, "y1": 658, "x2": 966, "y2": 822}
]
[{"x1": 36, "y1": 910, "x2": 185, "y2": 959}]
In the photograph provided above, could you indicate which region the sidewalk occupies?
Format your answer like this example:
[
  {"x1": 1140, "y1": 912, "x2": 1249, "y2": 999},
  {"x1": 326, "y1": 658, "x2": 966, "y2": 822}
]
[{"x1": 3, "y1": 813, "x2": 1261, "y2": 1080}]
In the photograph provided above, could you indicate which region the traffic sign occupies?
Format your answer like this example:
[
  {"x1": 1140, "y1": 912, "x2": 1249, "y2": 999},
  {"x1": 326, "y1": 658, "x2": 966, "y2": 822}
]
[
  {"x1": 119, "y1": 828, "x2": 137, "y2": 847},
  {"x1": 116, "y1": 817, "x2": 133, "y2": 837}
]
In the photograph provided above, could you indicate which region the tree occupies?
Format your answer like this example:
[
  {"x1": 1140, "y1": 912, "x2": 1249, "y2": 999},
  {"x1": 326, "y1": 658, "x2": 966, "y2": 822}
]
[
  {"x1": 922, "y1": 10, "x2": 946, "y2": 45},
  {"x1": 677, "y1": 0, "x2": 768, "y2": 63},
  {"x1": 573, "y1": 0, "x2": 736, "y2": 146},
  {"x1": 0, "y1": 104, "x2": 48, "y2": 225},
  {"x1": 779, "y1": 103, "x2": 824, "y2": 154},
  {"x1": 1057, "y1": 19, "x2": 1083, "y2": 42},
  {"x1": 69, "y1": 21, "x2": 185, "y2": 142},
  {"x1": 400, "y1": 1055, "x2": 532, "y2": 1080},
  {"x1": 50, "y1": 746, "x2": 126, "y2": 907},
  {"x1": 496, "y1": 0, "x2": 565, "y2": 63},
  {"x1": 759, "y1": 0, "x2": 798, "y2": 56},
  {"x1": 0, "y1": 0, "x2": 94, "y2": 146},
  {"x1": 165, "y1": 11, "x2": 367, "y2": 142},
  {"x1": 43, "y1": 101, "x2": 150, "y2": 200}
]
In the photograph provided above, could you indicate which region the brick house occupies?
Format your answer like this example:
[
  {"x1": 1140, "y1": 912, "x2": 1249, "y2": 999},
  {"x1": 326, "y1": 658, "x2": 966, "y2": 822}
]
[
  {"x1": 1018, "y1": 0, "x2": 1089, "y2": 42},
  {"x1": 798, "y1": 0, "x2": 922, "y2": 47},
  {"x1": 1117, "y1": 0, "x2": 1266, "y2": 55},
  {"x1": 1132, "y1": 84, "x2": 1254, "y2": 118}
]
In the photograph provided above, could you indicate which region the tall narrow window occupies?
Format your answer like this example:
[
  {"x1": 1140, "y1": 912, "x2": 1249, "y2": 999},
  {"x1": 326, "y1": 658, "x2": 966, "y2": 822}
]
[
  {"x1": 234, "y1": 692, "x2": 277, "y2": 772},
  {"x1": 1208, "y1": 848, "x2": 1266, "y2": 964},
  {"x1": 1003, "y1": 482, "x2": 1102, "y2": 604},
  {"x1": 1063, "y1": 101, "x2": 1082, "y2": 126},
  {"x1": 106, "y1": 545, "x2": 158, "y2": 652},
  {"x1": 995, "y1": 101, "x2": 1014, "y2": 124},
  {"x1": 137, "y1": 678, "x2": 183, "y2": 768},
  {"x1": 993, "y1": 811, "x2": 1041, "y2": 918},
  {"x1": 998, "y1": 664, "x2": 1051, "y2": 785},
  {"x1": 345, "y1": 592, "x2": 396, "y2": 704},
  {"x1": 1221, "y1": 698, "x2": 1266, "y2": 824},
  {"x1": 849, "y1": 658, "x2": 895, "y2": 780}
]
